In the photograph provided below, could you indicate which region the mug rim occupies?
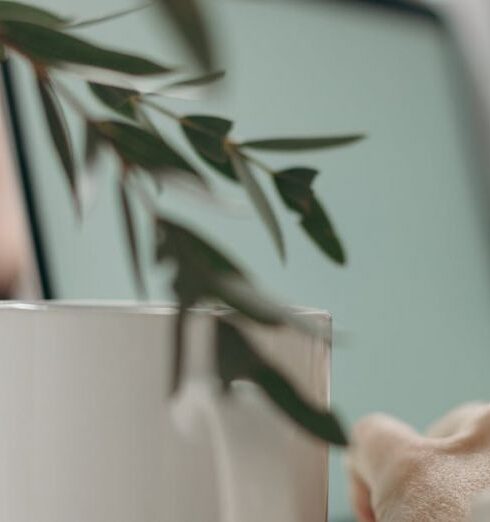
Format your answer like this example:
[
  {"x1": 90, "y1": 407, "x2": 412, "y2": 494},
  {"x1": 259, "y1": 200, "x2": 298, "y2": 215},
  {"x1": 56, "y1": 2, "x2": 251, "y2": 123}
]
[{"x1": 0, "y1": 300, "x2": 331, "y2": 318}]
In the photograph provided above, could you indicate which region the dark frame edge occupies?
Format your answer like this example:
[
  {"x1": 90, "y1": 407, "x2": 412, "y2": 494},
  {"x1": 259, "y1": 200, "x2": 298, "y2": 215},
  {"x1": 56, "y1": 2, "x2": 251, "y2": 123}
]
[{"x1": 1, "y1": 60, "x2": 54, "y2": 299}]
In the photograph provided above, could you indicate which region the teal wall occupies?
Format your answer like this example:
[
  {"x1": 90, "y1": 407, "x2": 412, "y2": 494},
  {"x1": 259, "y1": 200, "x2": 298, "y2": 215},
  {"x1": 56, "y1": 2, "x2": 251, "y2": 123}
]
[{"x1": 12, "y1": 1, "x2": 490, "y2": 518}]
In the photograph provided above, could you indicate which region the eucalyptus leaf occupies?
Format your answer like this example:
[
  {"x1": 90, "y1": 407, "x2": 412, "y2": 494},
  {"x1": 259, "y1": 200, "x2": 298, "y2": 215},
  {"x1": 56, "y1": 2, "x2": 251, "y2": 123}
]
[
  {"x1": 89, "y1": 82, "x2": 138, "y2": 119},
  {"x1": 155, "y1": 218, "x2": 243, "y2": 278},
  {"x1": 0, "y1": 1, "x2": 68, "y2": 27},
  {"x1": 301, "y1": 199, "x2": 345, "y2": 264},
  {"x1": 84, "y1": 122, "x2": 103, "y2": 167},
  {"x1": 119, "y1": 179, "x2": 146, "y2": 298},
  {"x1": 213, "y1": 276, "x2": 283, "y2": 326},
  {"x1": 155, "y1": 216, "x2": 243, "y2": 306},
  {"x1": 216, "y1": 320, "x2": 348, "y2": 446},
  {"x1": 213, "y1": 275, "x2": 322, "y2": 336},
  {"x1": 154, "y1": 217, "x2": 321, "y2": 336},
  {"x1": 134, "y1": 105, "x2": 160, "y2": 137},
  {"x1": 36, "y1": 76, "x2": 78, "y2": 213},
  {"x1": 157, "y1": 0, "x2": 213, "y2": 70},
  {"x1": 274, "y1": 168, "x2": 345, "y2": 264},
  {"x1": 181, "y1": 114, "x2": 232, "y2": 163},
  {"x1": 0, "y1": 21, "x2": 173, "y2": 75},
  {"x1": 96, "y1": 120, "x2": 205, "y2": 184},
  {"x1": 241, "y1": 134, "x2": 365, "y2": 152},
  {"x1": 274, "y1": 167, "x2": 317, "y2": 214},
  {"x1": 229, "y1": 147, "x2": 285, "y2": 260},
  {"x1": 171, "y1": 305, "x2": 187, "y2": 394}
]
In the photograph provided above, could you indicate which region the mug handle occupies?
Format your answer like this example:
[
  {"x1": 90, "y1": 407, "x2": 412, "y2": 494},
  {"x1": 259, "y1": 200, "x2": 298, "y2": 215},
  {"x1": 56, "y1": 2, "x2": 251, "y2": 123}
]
[{"x1": 171, "y1": 379, "x2": 300, "y2": 522}]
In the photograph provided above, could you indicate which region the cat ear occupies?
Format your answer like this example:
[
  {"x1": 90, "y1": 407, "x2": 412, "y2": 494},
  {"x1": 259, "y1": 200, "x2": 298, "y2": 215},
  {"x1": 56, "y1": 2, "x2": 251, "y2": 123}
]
[
  {"x1": 426, "y1": 402, "x2": 490, "y2": 439},
  {"x1": 349, "y1": 413, "x2": 422, "y2": 484}
]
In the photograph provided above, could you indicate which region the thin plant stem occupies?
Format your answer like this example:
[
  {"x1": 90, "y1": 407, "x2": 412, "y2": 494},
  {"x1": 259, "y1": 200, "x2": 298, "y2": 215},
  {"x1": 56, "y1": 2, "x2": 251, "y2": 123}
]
[
  {"x1": 239, "y1": 150, "x2": 276, "y2": 176},
  {"x1": 141, "y1": 98, "x2": 181, "y2": 122},
  {"x1": 67, "y1": 2, "x2": 154, "y2": 30}
]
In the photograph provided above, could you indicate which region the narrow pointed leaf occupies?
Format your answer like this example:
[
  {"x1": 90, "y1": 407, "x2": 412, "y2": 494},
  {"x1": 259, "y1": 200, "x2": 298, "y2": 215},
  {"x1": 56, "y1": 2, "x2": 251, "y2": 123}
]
[
  {"x1": 154, "y1": 218, "x2": 322, "y2": 337},
  {"x1": 181, "y1": 114, "x2": 232, "y2": 163},
  {"x1": 229, "y1": 148, "x2": 285, "y2": 260},
  {"x1": 0, "y1": 21, "x2": 173, "y2": 75},
  {"x1": 241, "y1": 134, "x2": 365, "y2": 152},
  {"x1": 213, "y1": 275, "x2": 322, "y2": 336},
  {"x1": 135, "y1": 106, "x2": 160, "y2": 136},
  {"x1": 155, "y1": 216, "x2": 243, "y2": 305},
  {"x1": 84, "y1": 122, "x2": 103, "y2": 167},
  {"x1": 0, "y1": 1, "x2": 69, "y2": 27},
  {"x1": 67, "y1": 2, "x2": 152, "y2": 30},
  {"x1": 170, "y1": 305, "x2": 187, "y2": 394},
  {"x1": 36, "y1": 76, "x2": 78, "y2": 212},
  {"x1": 157, "y1": 0, "x2": 213, "y2": 70},
  {"x1": 274, "y1": 168, "x2": 346, "y2": 264},
  {"x1": 162, "y1": 70, "x2": 224, "y2": 99},
  {"x1": 155, "y1": 218, "x2": 243, "y2": 277},
  {"x1": 119, "y1": 179, "x2": 146, "y2": 298},
  {"x1": 97, "y1": 120, "x2": 205, "y2": 185},
  {"x1": 216, "y1": 320, "x2": 348, "y2": 446},
  {"x1": 301, "y1": 199, "x2": 345, "y2": 264},
  {"x1": 89, "y1": 82, "x2": 138, "y2": 119},
  {"x1": 273, "y1": 167, "x2": 317, "y2": 214},
  {"x1": 135, "y1": 107, "x2": 165, "y2": 192},
  {"x1": 214, "y1": 276, "x2": 282, "y2": 326}
]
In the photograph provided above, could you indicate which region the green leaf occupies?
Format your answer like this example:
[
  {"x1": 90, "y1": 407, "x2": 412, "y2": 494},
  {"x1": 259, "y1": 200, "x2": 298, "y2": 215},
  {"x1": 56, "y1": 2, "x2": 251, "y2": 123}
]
[
  {"x1": 162, "y1": 70, "x2": 224, "y2": 99},
  {"x1": 0, "y1": 1, "x2": 69, "y2": 27},
  {"x1": 229, "y1": 147, "x2": 285, "y2": 260},
  {"x1": 36, "y1": 76, "x2": 78, "y2": 213},
  {"x1": 155, "y1": 218, "x2": 243, "y2": 277},
  {"x1": 134, "y1": 106, "x2": 160, "y2": 136},
  {"x1": 274, "y1": 168, "x2": 345, "y2": 264},
  {"x1": 157, "y1": 0, "x2": 213, "y2": 70},
  {"x1": 213, "y1": 276, "x2": 282, "y2": 326},
  {"x1": 213, "y1": 275, "x2": 322, "y2": 336},
  {"x1": 155, "y1": 216, "x2": 243, "y2": 305},
  {"x1": 181, "y1": 114, "x2": 232, "y2": 163},
  {"x1": 67, "y1": 2, "x2": 151, "y2": 30},
  {"x1": 119, "y1": 179, "x2": 146, "y2": 298},
  {"x1": 301, "y1": 199, "x2": 345, "y2": 264},
  {"x1": 241, "y1": 134, "x2": 365, "y2": 152},
  {"x1": 170, "y1": 305, "x2": 187, "y2": 394},
  {"x1": 216, "y1": 320, "x2": 348, "y2": 446},
  {"x1": 154, "y1": 218, "x2": 323, "y2": 336},
  {"x1": 273, "y1": 167, "x2": 317, "y2": 214},
  {"x1": 96, "y1": 120, "x2": 205, "y2": 184},
  {"x1": 0, "y1": 42, "x2": 5, "y2": 61},
  {"x1": 0, "y1": 21, "x2": 173, "y2": 75},
  {"x1": 84, "y1": 122, "x2": 103, "y2": 167},
  {"x1": 183, "y1": 114, "x2": 232, "y2": 137},
  {"x1": 89, "y1": 82, "x2": 138, "y2": 119}
]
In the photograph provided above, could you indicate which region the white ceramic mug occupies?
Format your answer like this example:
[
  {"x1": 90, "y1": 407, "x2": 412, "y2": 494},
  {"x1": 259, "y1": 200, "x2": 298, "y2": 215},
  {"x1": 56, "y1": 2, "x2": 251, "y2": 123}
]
[{"x1": 0, "y1": 302, "x2": 331, "y2": 522}]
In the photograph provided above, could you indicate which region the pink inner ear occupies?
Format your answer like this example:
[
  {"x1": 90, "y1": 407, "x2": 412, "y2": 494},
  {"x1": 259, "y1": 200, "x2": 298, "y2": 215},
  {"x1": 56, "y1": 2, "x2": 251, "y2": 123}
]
[{"x1": 351, "y1": 470, "x2": 376, "y2": 522}]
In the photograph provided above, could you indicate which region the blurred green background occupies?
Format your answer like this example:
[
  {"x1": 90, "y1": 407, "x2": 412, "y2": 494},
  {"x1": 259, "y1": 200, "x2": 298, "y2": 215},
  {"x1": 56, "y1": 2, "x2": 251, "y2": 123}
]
[{"x1": 10, "y1": 0, "x2": 490, "y2": 518}]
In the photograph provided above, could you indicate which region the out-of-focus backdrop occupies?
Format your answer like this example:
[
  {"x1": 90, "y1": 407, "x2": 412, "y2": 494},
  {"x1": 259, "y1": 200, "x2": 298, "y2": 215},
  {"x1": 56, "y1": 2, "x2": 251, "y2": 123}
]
[{"x1": 3, "y1": 0, "x2": 490, "y2": 519}]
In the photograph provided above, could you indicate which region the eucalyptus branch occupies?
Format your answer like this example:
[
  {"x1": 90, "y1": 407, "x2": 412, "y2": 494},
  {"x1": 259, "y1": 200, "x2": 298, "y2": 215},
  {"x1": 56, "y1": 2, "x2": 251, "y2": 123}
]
[{"x1": 0, "y1": 0, "x2": 367, "y2": 447}]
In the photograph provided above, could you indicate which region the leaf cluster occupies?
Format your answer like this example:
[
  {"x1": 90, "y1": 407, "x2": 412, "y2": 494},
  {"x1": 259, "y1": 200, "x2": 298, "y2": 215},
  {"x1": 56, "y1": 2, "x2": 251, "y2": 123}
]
[{"x1": 0, "y1": 0, "x2": 366, "y2": 447}]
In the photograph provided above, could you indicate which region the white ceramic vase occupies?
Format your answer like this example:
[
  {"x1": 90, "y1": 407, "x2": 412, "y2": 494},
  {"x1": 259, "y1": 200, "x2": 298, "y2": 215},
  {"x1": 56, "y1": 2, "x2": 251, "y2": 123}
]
[{"x1": 0, "y1": 302, "x2": 331, "y2": 522}]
